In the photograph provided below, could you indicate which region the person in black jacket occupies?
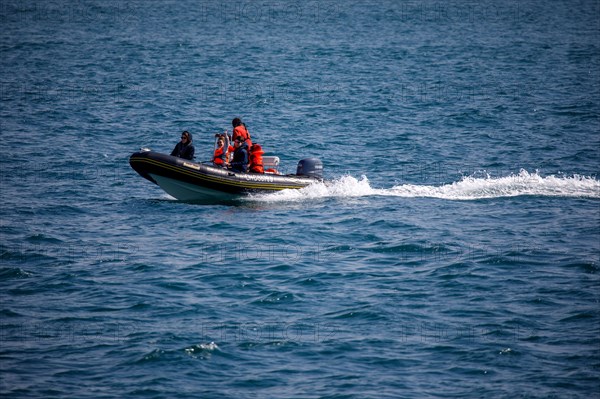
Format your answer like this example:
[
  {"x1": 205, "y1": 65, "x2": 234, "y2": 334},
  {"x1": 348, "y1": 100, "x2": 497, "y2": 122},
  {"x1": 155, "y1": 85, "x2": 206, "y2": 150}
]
[
  {"x1": 230, "y1": 136, "x2": 248, "y2": 173},
  {"x1": 170, "y1": 131, "x2": 195, "y2": 160}
]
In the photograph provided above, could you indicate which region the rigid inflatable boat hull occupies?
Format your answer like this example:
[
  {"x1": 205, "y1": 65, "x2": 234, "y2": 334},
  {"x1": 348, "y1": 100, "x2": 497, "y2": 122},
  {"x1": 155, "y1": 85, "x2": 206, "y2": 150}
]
[
  {"x1": 129, "y1": 151, "x2": 319, "y2": 201},
  {"x1": 149, "y1": 174, "x2": 240, "y2": 201}
]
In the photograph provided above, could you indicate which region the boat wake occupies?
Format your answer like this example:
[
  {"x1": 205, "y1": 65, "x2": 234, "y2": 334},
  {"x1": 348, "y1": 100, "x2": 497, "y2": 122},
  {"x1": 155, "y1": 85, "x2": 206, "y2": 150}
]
[{"x1": 251, "y1": 170, "x2": 600, "y2": 202}]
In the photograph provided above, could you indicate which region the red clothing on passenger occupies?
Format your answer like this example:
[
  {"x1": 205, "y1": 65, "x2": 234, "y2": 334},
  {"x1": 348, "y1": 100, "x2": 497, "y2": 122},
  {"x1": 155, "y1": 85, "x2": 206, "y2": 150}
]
[
  {"x1": 249, "y1": 144, "x2": 264, "y2": 174},
  {"x1": 232, "y1": 125, "x2": 252, "y2": 148}
]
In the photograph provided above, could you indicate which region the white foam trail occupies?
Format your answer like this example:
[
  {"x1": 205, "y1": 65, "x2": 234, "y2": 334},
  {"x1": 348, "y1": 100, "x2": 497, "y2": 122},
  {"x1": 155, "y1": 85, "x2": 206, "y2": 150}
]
[
  {"x1": 251, "y1": 170, "x2": 600, "y2": 202},
  {"x1": 388, "y1": 170, "x2": 599, "y2": 200}
]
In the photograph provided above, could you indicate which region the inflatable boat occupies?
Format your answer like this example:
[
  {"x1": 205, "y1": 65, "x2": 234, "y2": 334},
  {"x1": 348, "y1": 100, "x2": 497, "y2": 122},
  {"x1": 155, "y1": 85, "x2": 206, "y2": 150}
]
[{"x1": 129, "y1": 150, "x2": 323, "y2": 201}]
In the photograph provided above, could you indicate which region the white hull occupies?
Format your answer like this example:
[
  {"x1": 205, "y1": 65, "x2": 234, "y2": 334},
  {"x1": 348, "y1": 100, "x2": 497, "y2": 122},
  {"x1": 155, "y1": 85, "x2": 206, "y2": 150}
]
[{"x1": 149, "y1": 174, "x2": 240, "y2": 201}]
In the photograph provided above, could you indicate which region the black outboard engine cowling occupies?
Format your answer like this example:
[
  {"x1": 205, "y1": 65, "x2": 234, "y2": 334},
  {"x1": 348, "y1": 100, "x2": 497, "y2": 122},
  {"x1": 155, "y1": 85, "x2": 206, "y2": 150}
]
[{"x1": 296, "y1": 158, "x2": 323, "y2": 179}]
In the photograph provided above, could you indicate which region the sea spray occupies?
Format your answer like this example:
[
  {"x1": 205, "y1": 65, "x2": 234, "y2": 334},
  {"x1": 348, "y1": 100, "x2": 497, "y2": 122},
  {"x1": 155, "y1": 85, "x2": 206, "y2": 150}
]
[{"x1": 250, "y1": 170, "x2": 600, "y2": 202}]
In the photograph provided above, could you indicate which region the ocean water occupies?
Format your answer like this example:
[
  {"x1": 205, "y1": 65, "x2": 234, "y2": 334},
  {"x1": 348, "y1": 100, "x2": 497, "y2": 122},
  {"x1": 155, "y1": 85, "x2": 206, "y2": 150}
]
[{"x1": 1, "y1": 1, "x2": 599, "y2": 398}]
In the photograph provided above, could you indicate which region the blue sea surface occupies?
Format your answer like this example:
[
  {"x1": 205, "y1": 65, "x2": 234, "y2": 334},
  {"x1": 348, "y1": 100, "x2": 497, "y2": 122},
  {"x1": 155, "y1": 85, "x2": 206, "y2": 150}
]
[{"x1": 1, "y1": 1, "x2": 599, "y2": 398}]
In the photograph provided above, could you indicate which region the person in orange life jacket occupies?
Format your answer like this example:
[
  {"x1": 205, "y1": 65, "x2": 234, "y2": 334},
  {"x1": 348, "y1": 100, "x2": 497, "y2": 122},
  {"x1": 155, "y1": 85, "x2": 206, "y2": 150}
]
[
  {"x1": 248, "y1": 143, "x2": 264, "y2": 173},
  {"x1": 231, "y1": 117, "x2": 252, "y2": 148},
  {"x1": 171, "y1": 131, "x2": 195, "y2": 160},
  {"x1": 213, "y1": 133, "x2": 234, "y2": 167},
  {"x1": 230, "y1": 136, "x2": 249, "y2": 173}
]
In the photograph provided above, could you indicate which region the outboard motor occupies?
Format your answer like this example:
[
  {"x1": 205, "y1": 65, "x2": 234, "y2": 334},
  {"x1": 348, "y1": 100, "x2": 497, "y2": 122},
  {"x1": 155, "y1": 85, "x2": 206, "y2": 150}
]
[{"x1": 296, "y1": 158, "x2": 323, "y2": 179}]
